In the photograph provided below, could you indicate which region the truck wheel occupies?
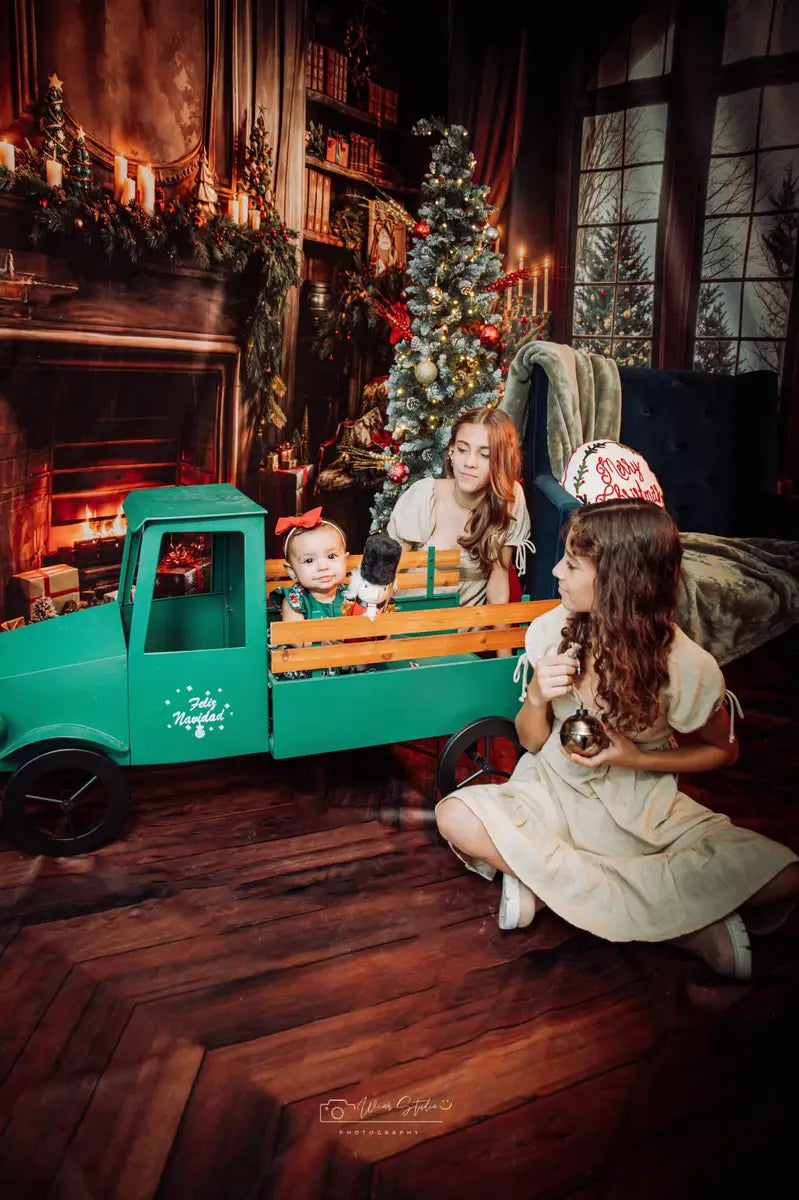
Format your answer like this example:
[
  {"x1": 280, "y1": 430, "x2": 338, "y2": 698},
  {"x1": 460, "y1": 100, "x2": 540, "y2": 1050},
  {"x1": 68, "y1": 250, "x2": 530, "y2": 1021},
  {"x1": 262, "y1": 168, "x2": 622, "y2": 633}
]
[
  {"x1": 436, "y1": 716, "x2": 523, "y2": 799},
  {"x1": 2, "y1": 748, "x2": 130, "y2": 857}
]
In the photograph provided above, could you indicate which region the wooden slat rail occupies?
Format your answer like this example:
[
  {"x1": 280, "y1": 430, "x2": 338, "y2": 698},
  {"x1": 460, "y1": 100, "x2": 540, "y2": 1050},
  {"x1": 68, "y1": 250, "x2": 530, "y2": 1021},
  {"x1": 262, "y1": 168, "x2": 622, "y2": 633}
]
[
  {"x1": 265, "y1": 548, "x2": 462, "y2": 598},
  {"x1": 269, "y1": 598, "x2": 559, "y2": 673}
]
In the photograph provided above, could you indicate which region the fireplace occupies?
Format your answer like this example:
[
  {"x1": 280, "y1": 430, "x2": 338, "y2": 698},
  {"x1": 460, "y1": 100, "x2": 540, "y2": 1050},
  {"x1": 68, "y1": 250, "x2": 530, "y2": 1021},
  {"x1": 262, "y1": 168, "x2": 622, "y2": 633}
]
[{"x1": 0, "y1": 250, "x2": 245, "y2": 619}]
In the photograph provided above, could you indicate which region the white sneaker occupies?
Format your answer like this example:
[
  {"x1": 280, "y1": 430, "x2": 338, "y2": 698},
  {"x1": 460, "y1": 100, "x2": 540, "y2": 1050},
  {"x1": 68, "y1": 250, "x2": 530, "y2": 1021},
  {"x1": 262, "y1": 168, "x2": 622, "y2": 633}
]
[{"x1": 498, "y1": 874, "x2": 536, "y2": 930}]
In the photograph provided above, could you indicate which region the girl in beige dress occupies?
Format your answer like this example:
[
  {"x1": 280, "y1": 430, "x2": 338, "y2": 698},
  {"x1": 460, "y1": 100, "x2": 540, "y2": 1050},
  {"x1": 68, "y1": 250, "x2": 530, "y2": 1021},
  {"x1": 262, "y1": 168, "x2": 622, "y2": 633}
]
[
  {"x1": 386, "y1": 406, "x2": 533, "y2": 607},
  {"x1": 436, "y1": 498, "x2": 799, "y2": 981}
]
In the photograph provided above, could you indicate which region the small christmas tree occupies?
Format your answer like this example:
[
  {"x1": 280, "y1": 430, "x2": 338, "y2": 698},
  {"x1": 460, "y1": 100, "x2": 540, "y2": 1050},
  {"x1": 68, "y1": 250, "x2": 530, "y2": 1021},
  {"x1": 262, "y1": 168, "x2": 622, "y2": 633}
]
[
  {"x1": 195, "y1": 147, "x2": 218, "y2": 217},
  {"x1": 39, "y1": 72, "x2": 70, "y2": 161},
  {"x1": 694, "y1": 283, "x2": 735, "y2": 373},
  {"x1": 241, "y1": 111, "x2": 274, "y2": 216},
  {"x1": 30, "y1": 596, "x2": 58, "y2": 622},
  {"x1": 370, "y1": 120, "x2": 503, "y2": 532},
  {"x1": 67, "y1": 126, "x2": 91, "y2": 188},
  {"x1": 573, "y1": 211, "x2": 652, "y2": 366}
]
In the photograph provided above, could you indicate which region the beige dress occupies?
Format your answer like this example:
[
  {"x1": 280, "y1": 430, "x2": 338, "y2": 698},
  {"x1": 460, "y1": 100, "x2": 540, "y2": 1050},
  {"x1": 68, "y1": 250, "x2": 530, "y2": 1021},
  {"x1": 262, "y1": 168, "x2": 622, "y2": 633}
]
[
  {"x1": 386, "y1": 476, "x2": 533, "y2": 606},
  {"x1": 444, "y1": 603, "x2": 797, "y2": 942}
]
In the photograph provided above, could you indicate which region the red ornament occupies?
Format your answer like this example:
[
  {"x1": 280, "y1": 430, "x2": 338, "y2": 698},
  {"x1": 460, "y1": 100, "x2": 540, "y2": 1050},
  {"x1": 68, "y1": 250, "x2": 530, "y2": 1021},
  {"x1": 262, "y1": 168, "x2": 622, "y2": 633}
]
[
  {"x1": 412, "y1": 221, "x2": 430, "y2": 238},
  {"x1": 477, "y1": 323, "x2": 500, "y2": 349},
  {"x1": 389, "y1": 461, "x2": 410, "y2": 484}
]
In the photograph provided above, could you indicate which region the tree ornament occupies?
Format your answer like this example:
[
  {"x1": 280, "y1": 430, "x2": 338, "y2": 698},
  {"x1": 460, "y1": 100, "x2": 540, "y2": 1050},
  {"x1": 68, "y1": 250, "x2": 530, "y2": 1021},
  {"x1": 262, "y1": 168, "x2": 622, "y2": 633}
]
[
  {"x1": 241, "y1": 110, "x2": 274, "y2": 215},
  {"x1": 477, "y1": 323, "x2": 500, "y2": 349},
  {"x1": 413, "y1": 359, "x2": 438, "y2": 385},
  {"x1": 560, "y1": 707, "x2": 609, "y2": 758},
  {"x1": 74, "y1": 217, "x2": 84, "y2": 229},
  {"x1": 412, "y1": 220, "x2": 430, "y2": 238},
  {"x1": 67, "y1": 126, "x2": 92, "y2": 188},
  {"x1": 485, "y1": 226, "x2": 500, "y2": 241},
  {"x1": 459, "y1": 281, "x2": 473, "y2": 295},
  {"x1": 30, "y1": 595, "x2": 58, "y2": 623},
  {"x1": 426, "y1": 285, "x2": 443, "y2": 304},
  {"x1": 622, "y1": 309, "x2": 631, "y2": 318},
  {"x1": 38, "y1": 73, "x2": 69, "y2": 161},
  {"x1": 388, "y1": 460, "x2": 410, "y2": 484}
]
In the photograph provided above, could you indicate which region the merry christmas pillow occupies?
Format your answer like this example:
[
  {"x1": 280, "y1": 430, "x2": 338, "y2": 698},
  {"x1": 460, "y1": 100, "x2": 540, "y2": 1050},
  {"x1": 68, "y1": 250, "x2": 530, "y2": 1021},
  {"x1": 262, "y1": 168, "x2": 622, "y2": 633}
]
[{"x1": 561, "y1": 440, "x2": 665, "y2": 507}]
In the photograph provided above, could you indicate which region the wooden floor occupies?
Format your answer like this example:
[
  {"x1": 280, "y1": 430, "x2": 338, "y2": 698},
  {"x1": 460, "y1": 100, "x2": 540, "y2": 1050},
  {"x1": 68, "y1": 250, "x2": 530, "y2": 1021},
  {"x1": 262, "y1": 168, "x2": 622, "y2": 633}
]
[{"x1": 1, "y1": 632, "x2": 798, "y2": 1200}]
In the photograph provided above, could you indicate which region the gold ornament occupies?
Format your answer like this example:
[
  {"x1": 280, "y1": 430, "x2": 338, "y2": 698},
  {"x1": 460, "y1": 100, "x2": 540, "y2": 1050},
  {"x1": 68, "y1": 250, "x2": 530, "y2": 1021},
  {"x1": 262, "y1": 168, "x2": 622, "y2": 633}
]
[
  {"x1": 74, "y1": 217, "x2": 84, "y2": 229},
  {"x1": 560, "y1": 708, "x2": 609, "y2": 757},
  {"x1": 413, "y1": 359, "x2": 438, "y2": 385},
  {"x1": 486, "y1": 226, "x2": 500, "y2": 241},
  {"x1": 426, "y1": 285, "x2": 444, "y2": 304}
]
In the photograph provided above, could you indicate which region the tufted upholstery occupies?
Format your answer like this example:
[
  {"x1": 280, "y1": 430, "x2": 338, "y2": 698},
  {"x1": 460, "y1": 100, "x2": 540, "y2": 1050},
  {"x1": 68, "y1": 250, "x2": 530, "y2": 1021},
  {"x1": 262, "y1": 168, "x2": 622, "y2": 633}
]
[{"x1": 522, "y1": 361, "x2": 788, "y2": 600}]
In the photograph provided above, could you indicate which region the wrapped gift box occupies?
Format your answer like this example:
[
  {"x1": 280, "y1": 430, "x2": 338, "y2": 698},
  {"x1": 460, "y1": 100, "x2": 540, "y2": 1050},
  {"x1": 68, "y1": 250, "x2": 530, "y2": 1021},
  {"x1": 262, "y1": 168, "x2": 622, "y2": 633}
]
[
  {"x1": 259, "y1": 463, "x2": 316, "y2": 557},
  {"x1": 154, "y1": 555, "x2": 212, "y2": 598},
  {"x1": 13, "y1": 564, "x2": 80, "y2": 617},
  {"x1": 325, "y1": 135, "x2": 349, "y2": 168}
]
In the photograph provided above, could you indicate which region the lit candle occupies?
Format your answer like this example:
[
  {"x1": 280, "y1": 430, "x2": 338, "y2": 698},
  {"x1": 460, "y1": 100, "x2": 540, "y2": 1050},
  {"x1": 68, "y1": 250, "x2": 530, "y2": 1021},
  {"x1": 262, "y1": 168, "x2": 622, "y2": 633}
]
[
  {"x1": 249, "y1": 207, "x2": 261, "y2": 232},
  {"x1": 532, "y1": 269, "x2": 539, "y2": 316},
  {"x1": 228, "y1": 196, "x2": 239, "y2": 224},
  {"x1": 123, "y1": 178, "x2": 136, "y2": 206},
  {"x1": 137, "y1": 164, "x2": 155, "y2": 213},
  {"x1": 517, "y1": 248, "x2": 525, "y2": 300},
  {"x1": 543, "y1": 259, "x2": 550, "y2": 312},
  {"x1": 0, "y1": 140, "x2": 15, "y2": 171},
  {"x1": 45, "y1": 158, "x2": 63, "y2": 188},
  {"x1": 238, "y1": 192, "x2": 249, "y2": 225},
  {"x1": 113, "y1": 155, "x2": 127, "y2": 202}
]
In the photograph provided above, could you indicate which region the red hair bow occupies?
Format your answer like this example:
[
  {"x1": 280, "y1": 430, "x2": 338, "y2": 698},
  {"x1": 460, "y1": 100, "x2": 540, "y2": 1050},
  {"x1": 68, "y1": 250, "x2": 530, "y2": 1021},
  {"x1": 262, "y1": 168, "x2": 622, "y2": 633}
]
[{"x1": 275, "y1": 507, "x2": 323, "y2": 536}]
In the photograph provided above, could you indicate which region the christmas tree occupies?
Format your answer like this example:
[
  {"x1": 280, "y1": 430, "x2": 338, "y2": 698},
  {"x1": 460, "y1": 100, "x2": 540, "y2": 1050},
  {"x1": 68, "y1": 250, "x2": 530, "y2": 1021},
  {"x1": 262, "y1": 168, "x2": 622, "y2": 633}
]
[
  {"x1": 573, "y1": 212, "x2": 653, "y2": 366},
  {"x1": 241, "y1": 111, "x2": 273, "y2": 216},
  {"x1": 195, "y1": 147, "x2": 218, "y2": 217},
  {"x1": 694, "y1": 283, "x2": 735, "y2": 373},
  {"x1": 67, "y1": 126, "x2": 91, "y2": 188},
  {"x1": 39, "y1": 72, "x2": 70, "y2": 161},
  {"x1": 370, "y1": 120, "x2": 503, "y2": 532}
]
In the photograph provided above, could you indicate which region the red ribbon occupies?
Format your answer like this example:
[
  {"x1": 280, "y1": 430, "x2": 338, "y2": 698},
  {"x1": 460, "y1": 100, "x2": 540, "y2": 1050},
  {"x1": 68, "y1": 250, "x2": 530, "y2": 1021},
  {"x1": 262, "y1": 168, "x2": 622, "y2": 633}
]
[{"x1": 275, "y1": 506, "x2": 323, "y2": 536}]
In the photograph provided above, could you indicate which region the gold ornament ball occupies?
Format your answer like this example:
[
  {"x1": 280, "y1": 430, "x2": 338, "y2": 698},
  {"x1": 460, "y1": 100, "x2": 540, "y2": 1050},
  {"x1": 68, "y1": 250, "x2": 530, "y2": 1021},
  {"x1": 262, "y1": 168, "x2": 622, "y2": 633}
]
[
  {"x1": 74, "y1": 217, "x2": 84, "y2": 229},
  {"x1": 413, "y1": 359, "x2": 438, "y2": 385},
  {"x1": 559, "y1": 708, "x2": 609, "y2": 757},
  {"x1": 426, "y1": 285, "x2": 444, "y2": 304},
  {"x1": 486, "y1": 225, "x2": 500, "y2": 241}
]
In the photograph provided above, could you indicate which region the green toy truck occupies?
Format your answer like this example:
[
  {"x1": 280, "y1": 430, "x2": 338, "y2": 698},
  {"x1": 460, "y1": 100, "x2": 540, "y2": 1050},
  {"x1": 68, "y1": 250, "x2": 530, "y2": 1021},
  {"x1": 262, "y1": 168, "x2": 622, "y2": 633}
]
[{"x1": 0, "y1": 484, "x2": 553, "y2": 857}]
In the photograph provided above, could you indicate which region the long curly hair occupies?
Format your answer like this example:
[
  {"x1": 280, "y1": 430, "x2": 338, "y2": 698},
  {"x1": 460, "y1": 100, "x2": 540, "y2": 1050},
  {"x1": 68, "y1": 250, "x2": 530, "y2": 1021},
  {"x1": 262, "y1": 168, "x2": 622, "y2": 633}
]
[
  {"x1": 444, "y1": 406, "x2": 521, "y2": 576},
  {"x1": 557, "y1": 498, "x2": 682, "y2": 732}
]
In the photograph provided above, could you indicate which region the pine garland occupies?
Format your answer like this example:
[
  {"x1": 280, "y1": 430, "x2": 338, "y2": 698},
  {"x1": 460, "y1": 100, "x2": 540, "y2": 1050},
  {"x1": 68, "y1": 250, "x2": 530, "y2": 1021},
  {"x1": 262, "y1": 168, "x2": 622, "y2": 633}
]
[{"x1": 0, "y1": 154, "x2": 300, "y2": 434}]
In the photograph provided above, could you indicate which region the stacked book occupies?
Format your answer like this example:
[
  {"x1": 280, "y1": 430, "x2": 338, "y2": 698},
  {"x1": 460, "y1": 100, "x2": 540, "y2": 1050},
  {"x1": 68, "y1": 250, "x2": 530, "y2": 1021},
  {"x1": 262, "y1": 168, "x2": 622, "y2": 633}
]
[
  {"x1": 367, "y1": 84, "x2": 399, "y2": 124},
  {"x1": 350, "y1": 133, "x2": 376, "y2": 176},
  {"x1": 324, "y1": 47, "x2": 347, "y2": 102},
  {"x1": 306, "y1": 41, "x2": 325, "y2": 91},
  {"x1": 304, "y1": 168, "x2": 331, "y2": 234}
]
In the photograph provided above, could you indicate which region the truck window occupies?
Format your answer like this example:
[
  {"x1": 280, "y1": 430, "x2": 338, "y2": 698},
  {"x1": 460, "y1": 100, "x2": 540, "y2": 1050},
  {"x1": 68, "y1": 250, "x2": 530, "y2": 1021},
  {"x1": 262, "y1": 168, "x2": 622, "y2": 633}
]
[{"x1": 144, "y1": 531, "x2": 246, "y2": 653}]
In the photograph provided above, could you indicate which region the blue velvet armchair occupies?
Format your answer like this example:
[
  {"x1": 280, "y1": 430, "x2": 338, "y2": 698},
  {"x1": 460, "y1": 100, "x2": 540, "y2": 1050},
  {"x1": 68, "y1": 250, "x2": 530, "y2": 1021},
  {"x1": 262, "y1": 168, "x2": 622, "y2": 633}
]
[{"x1": 522, "y1": 363, "x2": 796, "y2": 600}]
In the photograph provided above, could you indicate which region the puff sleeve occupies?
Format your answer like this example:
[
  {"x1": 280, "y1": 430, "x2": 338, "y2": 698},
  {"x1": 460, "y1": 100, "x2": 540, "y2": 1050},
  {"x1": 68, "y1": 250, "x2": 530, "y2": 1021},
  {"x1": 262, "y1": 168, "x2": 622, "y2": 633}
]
[
  {"x1": 665, "y1": 628, "x2": 726, "y2": 733},
  {"x1": 386, "y1": 477, "x2": 436, "y2": 548}
]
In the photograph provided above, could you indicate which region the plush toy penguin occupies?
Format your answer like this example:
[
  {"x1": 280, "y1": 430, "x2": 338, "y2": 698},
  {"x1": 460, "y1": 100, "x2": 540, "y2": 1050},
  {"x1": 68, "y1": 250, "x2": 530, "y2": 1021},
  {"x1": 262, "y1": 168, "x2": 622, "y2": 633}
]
[{"x1": 344, "y1": 534, "x2": 402, "y2": 621}]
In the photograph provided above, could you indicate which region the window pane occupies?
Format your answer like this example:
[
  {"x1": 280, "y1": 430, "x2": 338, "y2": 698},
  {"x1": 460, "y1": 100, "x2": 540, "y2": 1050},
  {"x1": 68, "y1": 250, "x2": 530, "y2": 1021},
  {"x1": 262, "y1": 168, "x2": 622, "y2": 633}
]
[
  {"x1": 573, "y1": 336, "x2": 614, "y2": 357},
  {"x1": 629, "y1": 8, "x2": 667, "y2": 79},
  {"x1": 722, "y1": 0, "x2": 772, "y2": 64},
  {"x1": 623, "y1": 164, "x2": 663, "y2": 219},
  {"x1": 755, "y1": 151, "x2": 799, "y2": 211},
  {"x1": 706, "y1": 155, "x2": 755, "y2": 216},
  {"x1": 696, "y1": 281, "x2": 741, "y2": 339},
  {"x1": 747, "y1": 211, "x2": 799, "y2": 276},
  {"x1": 625, "y1": 104, "x2": 667, "y2": 163},
  {"x1": 573, "y1": 285, "x2": 614, "y2": 336},
  {"x1": 617, "y1": 222, "x2": 656, "y2": 280},
  {"x1": 760, "y1": 82, "x2": 799, "y2": 148},
  {"x1": 581, "y1": 113, "x2": 624, "y2": 170},
  {"x1": 712, "y1": 91, "x2": 759, "y2": 155},
  {"x1": 770, "y1": 0, "x2": 799, "y2": 54},
  {"x1": 615, "y1": 285, "x2": 654, "y2": 336},
  {"x1": 694, "y1": 339, "x2": 738, "y2": 373},
  {"x1": 575, "y1": 226, "x2": 618, "y2": 282},
  {"x1": 578, "y1": 170, "x2": 622, "y2": 224},
  {"x1": 738, "y1": 338, "x2": 785, "y2": 374},
  {"x1": 741, "y1": 278, "x2": 792, "y2": 338},
  {"x1": 613, "y1": 339, "x2": 652, "y2": 367},
  {"x1": 702, "y1": 217, "x2": 749, "y2": 277}
]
